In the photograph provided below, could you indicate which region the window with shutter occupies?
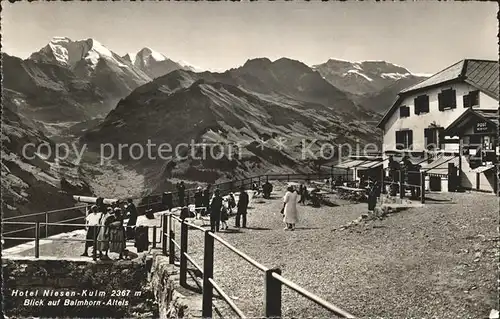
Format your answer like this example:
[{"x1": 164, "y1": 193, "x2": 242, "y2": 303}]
[
  {"x1": 463, "y1": 94, "x2": 470, "y2": 108},
  {"x1": 396, "y1": 130, "x2": 413, "y2": 150},
  {"x1": 399, "y1": 105, "x2": 410, "y2": 118},
  {"x1": 439, "y1": 89, "x2": 456, "y2": 111},
  {"x1": 469, "y1": 90, "x2": 479, "y2": 107},
  {"x1": 415, "y1": 95, "x2": 429, "y2": 114}
]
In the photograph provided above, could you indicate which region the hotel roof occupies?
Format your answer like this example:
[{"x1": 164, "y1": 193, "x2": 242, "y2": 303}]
[{"x1": 377, "y1": 59, "x2": 499, "y2": 129}]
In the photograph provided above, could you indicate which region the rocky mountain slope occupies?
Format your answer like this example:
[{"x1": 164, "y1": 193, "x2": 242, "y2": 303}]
[
  {"x1": 357, "y1": 76, "x2": 431, "y2": 114},
  {"x1": 83, "y1": 58, "x2": 381, "y2": 194},
  {"x1": 1, "y1": 90, "x2": 92, "y2": 219}
]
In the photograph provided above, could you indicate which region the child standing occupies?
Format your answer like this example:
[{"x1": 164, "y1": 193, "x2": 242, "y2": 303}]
[{"x1": 220, "y1": 199, "x2": 229, "y2": 230}]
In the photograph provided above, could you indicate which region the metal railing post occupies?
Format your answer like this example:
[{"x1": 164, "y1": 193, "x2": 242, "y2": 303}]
[
  {"x1": 264, "y1": 268, "x2": 282, "y2": 318},
  {"x1": 180, "y1": 220, "x2": 188, "y2": 287},
  {"x1": 152, "y1": 226, "x2": 157, "y2": 249},
  {"x1": 420, "y1": 172, "x2": 426, "y2": 204},
  {"x1": 35, "y1": 222, "x2": 40, "y2": 258},
  {"x1": 202, "y1": 231, "x2": 214, "y2": 318},
  {"x1": 168, "y1": 215, "x2": 175, "y2": 264},
  {"x1": 399, "y1": 170, "x2": 404, "y2": 199},
  {"x1": 162, "y1": 215, "x2": 168, "y2": 256}
]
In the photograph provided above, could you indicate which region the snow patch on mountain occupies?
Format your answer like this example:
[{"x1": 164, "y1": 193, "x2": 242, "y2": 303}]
[
  {"x1": 344, "y1": 69, "x2": 373, "y2": 82},
  {"x1": 381, "y1": 72, "x2": 411, "y2": 80}
]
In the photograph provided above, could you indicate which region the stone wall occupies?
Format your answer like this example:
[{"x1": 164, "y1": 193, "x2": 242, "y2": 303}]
[
  {"x1": 149, "y1": 252, "x2": 202, "y2": 318},
  {"x1": 2, "y1": 256, "x2": 158, "y2": 318}
]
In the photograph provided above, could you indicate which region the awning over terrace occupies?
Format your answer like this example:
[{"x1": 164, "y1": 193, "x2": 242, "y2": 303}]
[
  {"x1": 356, "y1": 159, "x2": 385, "y2": 170},
  {"x1": 335, "y1": 159, "x2": 366, "y2": 169},
  {"x1": 469, "y1": 164, "x2": 495, "y2": 174},
  {"x1": 421, "y1": 155, "x2": 459, "y2": 175}
]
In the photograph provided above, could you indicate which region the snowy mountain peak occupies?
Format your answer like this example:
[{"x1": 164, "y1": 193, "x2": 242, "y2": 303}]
[
  {"x1": 31, "y1": 37, "x2": 127, "y2": 70},
  {"x1": 135, "y1": 47, "x2": 167, "y2": 64},
  {"x1": 313, "y1": 58, "x2": 427, "y2": 95}
]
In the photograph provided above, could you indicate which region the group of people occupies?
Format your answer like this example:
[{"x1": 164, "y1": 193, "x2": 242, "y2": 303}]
[
  {"x1": 190, "y1": 185, "x2": 250, "y2": 232},
  {"x1": 82, "y1": 198, "x2": 156, "y2": 260},
  {"x1": 252, "y1": 181, "x2": 273, "y2": 199}
]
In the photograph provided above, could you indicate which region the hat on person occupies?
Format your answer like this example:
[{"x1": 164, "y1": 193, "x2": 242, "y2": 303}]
[{"x1": 197, "y1": 186, "x2": 202, "y2": 191}]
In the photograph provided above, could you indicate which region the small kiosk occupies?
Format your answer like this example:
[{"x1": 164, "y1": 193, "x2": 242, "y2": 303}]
[{"x1": 444, "y1": 109, "x2": 498, "y2": 194}]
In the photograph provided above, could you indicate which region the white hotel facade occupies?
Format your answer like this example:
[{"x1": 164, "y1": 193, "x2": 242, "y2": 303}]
[{"x1": 377, "y1": 59, "x2": 498, "y2": 194}]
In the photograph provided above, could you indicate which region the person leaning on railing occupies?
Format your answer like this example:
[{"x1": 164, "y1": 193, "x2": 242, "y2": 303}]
[
  {"x1": 96, "y1": 207, "x2": 113, "y2": 260},
  {"x1": 108, "y1": 208, "x2": 127, "y2": 260},
  {"x1": 81, "y1": 205, "x2": 101, "y2": 257},
  {"x1": 134, "y1": 209, "x2": 155, "y2": 253}
]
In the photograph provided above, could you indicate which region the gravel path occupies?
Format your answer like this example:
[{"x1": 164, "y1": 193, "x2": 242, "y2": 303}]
[
  {"x1": 7, "y1": 186, "x2": 498, "y2": 318},
  {"x1": 179, "y1": 189, "x2": 498, "y2": 318}
]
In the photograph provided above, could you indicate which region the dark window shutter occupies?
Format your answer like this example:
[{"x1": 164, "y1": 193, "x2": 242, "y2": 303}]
[
  {"x1": 408, "y1": 130, "x2": 413, "y2": 149},
  {"x1": 438, "y1": 127, "x2": 445, "y2": 147},
  {"x1": 463, "y1": 94, "x2": 470, "y2": 108},
  {"x1": 423, "y1": 95, "x2": 429, "y2": 113},
  {"x1": 396, "y1": 131, "x2": 403, "y2": 149},
  {"x1": 470, "y1": 90, "x2": 479, "y2": 106},
  {"x1": 450, "y1": 89, "x2": 457, "y2": 109},
  {"x1": 438, "y1": 92, "x2": 443, "y2": 111},
  {"x1": 414, "y1": 98, "x2": 420, "y2": 115},
  {"x1": 424, "y1": 128, "x2": 430, "y2": 149}
]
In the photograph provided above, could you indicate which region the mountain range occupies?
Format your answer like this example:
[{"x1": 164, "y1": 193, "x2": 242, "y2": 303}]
[{"x1": 2, "y1": 36, "x2": 429, "y2": 212}]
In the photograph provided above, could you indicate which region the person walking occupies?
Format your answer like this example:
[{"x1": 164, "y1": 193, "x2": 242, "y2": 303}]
[
  {"x1": 124, "y1": 199, "x2": 138, "y2": 240},
  {"x1": 194, "y1": 186, "x2": 204, "y2": 218},
  {"x1": 210, "y1": 189, "x2": 223, "y2": 232},
  {"x1": 236, "y1": 186, "x2": 249, "y2": 228},
  {"x1": 366, "y1": 180, "x2": 380, "y2": 212},
  {"x1": 283, "y1": 186, "x2": 299, "y2": 231},
  {"x1": 203, "y1": 185, "x2": 212, "y2": 216},
  {"x1": 177, "y1": 181, "x2": 186, "y2": 207},
  {"x1": 81, "y1": 205, "x2": 101, "y2": 257}
]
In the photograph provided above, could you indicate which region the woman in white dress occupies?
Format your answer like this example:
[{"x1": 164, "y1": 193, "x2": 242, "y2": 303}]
[{"x1": 283, "y1": 186, "x2": 299, "y2": 231}]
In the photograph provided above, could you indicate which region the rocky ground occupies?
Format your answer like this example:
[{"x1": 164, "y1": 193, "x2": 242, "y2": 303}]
[{"x1": 6, "y1": 185, "x2": 498, "y2": 318}]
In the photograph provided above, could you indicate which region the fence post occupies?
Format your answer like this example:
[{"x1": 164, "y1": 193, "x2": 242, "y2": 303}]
[
  {"x1": 93, "y1": 227, "x2": 98, "y2": 261},
  {"x1": 35, "y1": 222, "x2": 40, "y2": 258},
  {"x1": 202, "y1": 231, "x2": 214, "y2": 318},
  {"x1": 152, "y1": 226, "x2": 157, "y2": 249},
  {"x1": 420, "y1": 172, "x2": 426, "y2": 204},
  {"x1": 381, "y1": 168, "x2": 386, "y2": 194},
  {"x1": 399, "y1": 170, "x2": 404, "y2": 199},
  {"x1": 45, "y1": 213, "x2": 48, "y2": 238},
  {"x1": 162, "y1": 215, "x2": 168, "y2": 256},
  {"x1": 168, "y1": 215, "x2": 175, "y2": 264},
  {"x1": 180, "y1": 220, "x2": 188, "y2": 287},
  {"x1": 264, "y1": 268, "x2": 282, "y2": 318}
]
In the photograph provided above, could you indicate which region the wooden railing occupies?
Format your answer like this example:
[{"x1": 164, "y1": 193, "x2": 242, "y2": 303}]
[{"x1": 162, "y1": 213, "x2": 355, "y2": 318}]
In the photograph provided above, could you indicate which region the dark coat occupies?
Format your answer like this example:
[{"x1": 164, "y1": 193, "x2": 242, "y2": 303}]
[
  {"x1": 237, "y1": 191, "x2": 249, "y2": 213},
  {"x1": 194, "y1": 191, "x2": 204, "y2": 207},
  {"x1": 210, "y1": 196, "x2": 223, "y2": 220}
]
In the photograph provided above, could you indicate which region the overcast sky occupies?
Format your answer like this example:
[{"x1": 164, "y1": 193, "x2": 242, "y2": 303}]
[{"x1": 2, "y1": 1, "x2": 498, "y2": 73}]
